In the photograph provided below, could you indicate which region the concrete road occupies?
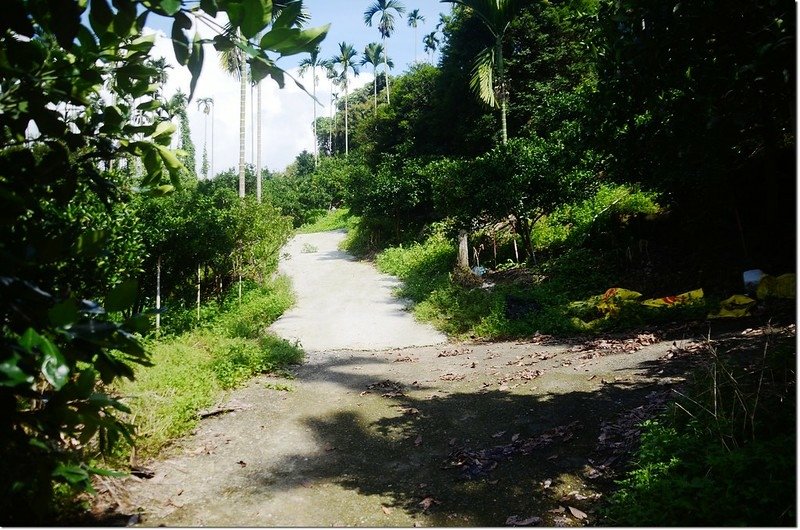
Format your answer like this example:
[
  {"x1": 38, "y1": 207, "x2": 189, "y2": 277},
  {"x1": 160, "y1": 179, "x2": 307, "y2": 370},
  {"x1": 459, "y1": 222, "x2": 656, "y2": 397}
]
[{"x1": 269, "y1": 230, "x2": 447, "y2": 352}]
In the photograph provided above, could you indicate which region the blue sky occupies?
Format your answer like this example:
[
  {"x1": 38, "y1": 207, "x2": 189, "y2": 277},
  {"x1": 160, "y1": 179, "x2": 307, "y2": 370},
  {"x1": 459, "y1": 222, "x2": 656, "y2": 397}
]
[
  {"x1": 301, "y1": 0, "x2": 448, "y2": 70},
  {"x1": 142, "y1": 1, "x2": 452, "y2": 174}
]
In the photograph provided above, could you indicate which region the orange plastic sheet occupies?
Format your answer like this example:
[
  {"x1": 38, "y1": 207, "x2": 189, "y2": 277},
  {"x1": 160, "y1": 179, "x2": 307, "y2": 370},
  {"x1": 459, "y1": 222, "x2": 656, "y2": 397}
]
[{"x1": 641, "y1": 289, "x2": 704, "y2": 308}]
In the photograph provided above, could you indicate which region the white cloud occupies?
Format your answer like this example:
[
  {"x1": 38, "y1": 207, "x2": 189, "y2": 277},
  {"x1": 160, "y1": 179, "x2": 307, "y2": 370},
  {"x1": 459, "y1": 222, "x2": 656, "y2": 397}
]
[{"x1": 146, "y1": 18, "x2": 373, "y2": 175}]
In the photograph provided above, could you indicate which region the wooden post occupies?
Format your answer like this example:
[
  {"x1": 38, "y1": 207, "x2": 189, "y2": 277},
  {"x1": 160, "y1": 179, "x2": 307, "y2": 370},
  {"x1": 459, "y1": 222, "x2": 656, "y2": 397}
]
[
  {"x1": 196, "y1": 263, "x2": 201, "y2": 323},
  {"x1": 458, "y1": 229, "x2": 469, "y2": 269},
  {"x1": 155, "y1": 256, "x2": 161, "y2": 335}
]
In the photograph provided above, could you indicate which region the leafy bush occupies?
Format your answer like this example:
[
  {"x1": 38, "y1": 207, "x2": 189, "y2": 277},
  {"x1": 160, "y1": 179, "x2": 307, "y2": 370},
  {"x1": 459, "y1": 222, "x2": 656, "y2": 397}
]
[
  {"x1": 531, "y1": 184, "x2": 661, "y2": 250},
  {"x1": 605, "y1": 341, "x2": 796, "y2": 526},
  {"x1": 296, "y1": 207, "x2": 355, "y2": 234}
]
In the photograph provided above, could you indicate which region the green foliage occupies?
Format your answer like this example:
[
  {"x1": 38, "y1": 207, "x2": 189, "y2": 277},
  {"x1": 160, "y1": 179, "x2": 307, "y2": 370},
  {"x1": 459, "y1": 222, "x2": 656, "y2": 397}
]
[
  {"x1": 296, "y1": 207, "x2": 355, "y2": 234},
  {"x1": 605, "y1": 341, "x2": 796, "y2": 526},
  {"x1": 0, "y1": 0, "x2": 329, "y2": 522},
  {"x1": 531, "y1": 184, "x2": 661, "y2": 250},
  {"x1": 265, "y1": 154, "x2": 351, "y2": 227}
]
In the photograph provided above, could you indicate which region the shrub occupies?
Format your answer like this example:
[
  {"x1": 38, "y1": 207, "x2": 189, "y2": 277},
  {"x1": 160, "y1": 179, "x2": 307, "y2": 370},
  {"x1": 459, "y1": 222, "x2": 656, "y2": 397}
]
[{"x1": 604, "y1": 340, "x2": 796, "y2": 526}]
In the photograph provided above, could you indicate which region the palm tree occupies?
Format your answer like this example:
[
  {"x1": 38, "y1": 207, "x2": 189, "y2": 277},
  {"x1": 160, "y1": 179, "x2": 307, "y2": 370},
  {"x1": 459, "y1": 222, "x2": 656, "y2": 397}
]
[
  {"x1": 219, "y1": 40, "x2": 247, "y2": 197},
  {"x1": 364, "y1": 0, "x2": 405, "y2": 105},
  {"x1": 196, "y1": 97, "x2": 213, "y2": 179},
  {"x1": 329, "y1": 42, "x2": 359, "y2": 155},
  {"x1": 441, "y1": 0, "x2": 526, "y2": 145},
  {"x1": 423, "y1": 31, "x2": 440, "y2": 63},
  {"x1": 360, "y1": 42, "x2": 393, "y2": 115},
  {"x1": 299, "y1": 46, "x2": 325, "y2": 166},
  {"x1": 407, "y1": 9, "x2": 425, "y2": 63}
]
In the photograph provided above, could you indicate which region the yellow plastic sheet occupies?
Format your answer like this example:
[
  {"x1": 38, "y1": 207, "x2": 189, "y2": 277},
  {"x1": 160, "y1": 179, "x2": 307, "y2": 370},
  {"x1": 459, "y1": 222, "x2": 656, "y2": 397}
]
[
  {"x1": 756, "y1": 273, "x2": 796, "y2": 300},
  {"x1": 707, "y1": 294, "x2": 757, "y2": 319},
  {"x1": 641, "y1": 288, "x2": 705, "y2": 308}
]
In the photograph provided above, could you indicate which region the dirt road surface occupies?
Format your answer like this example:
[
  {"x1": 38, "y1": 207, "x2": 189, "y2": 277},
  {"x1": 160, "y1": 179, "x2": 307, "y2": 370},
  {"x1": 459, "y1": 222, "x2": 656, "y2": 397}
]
[
  {"x1": 99, "y1": 232, "x2": 701, "y2": 527},
  {"x1": 269, "y1": 231, "x2": 447, "y2": 352}
]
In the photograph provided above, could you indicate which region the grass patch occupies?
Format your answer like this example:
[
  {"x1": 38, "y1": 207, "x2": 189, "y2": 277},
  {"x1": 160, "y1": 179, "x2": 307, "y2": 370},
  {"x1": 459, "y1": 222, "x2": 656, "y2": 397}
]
[
  {"x1": 375, "y1": 234, "x2": 709, "y2": 340},
  {"x1": 603, "y1": 337, "x2": 796, "y2": 526},
  {"x1": 296, "y1": 207, "x2": 355, "y2": 234},
  {"x1": 113, "y1": 276, "x2": 301, "y2": 460}
]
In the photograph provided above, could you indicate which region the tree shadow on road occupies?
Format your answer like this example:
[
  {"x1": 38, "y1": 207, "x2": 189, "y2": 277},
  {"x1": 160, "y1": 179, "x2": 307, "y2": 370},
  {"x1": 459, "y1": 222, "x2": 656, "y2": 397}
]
[{"x1": 244, "y1": 351, "x2": 678, "y2": 526}]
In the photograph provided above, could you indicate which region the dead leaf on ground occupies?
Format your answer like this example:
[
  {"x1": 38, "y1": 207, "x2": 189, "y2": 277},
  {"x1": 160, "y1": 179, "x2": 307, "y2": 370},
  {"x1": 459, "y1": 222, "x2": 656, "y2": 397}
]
[
  {"x1": 488, "y1": 479, "x2": 499, "y2": 485},
  {"x1": 419, "y1": 496, "x2": 440, "y2": 512},
  {"x1": 448, "y1": 437, "x2": 457, "y2": 447},
  {"x1": 549, "y1": 506, "x2": 565, "y2": 514},
  {"x1": 542, "y1": 478, "x2": 552, "y2": 489},
  {"x1": 414, "y1": 435, "x2": 423, "y2": 446},
  {"x1": 324, "y1": 443, "x2": 336, "y2": 452},
  {"x1": 505, "y1": 515, "x2": 541, "y2": 526},
  {"x1": 511, "y1": 433, "x2": 520, "y2": 442},
  {"x1": 492, "y1": 431, "x2": 506, "y2": 438},
  {"x1": 381, "y1": 505, "x2": 392, "y2": 515},
  {"x1": 568, "y1": 506, "x2": 587, "y2": 520},
  {"x1": 359, "y1": 390, "x2": 370, "y2": 396}
]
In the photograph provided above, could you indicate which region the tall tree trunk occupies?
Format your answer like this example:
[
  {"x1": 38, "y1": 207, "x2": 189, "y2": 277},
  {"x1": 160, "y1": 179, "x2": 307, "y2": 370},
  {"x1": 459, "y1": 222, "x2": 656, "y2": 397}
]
[
  {"x1": 383, "y1": 36, "x2": 391, "y2": 105},
  {"x1": 373, "y1": 66, "x2": 377, "y2": 115},
  {"x1": 457, "y1": 229, "x2": 469, "y2": 269},
  {"x1": 312, "y1": 67, "x2": 318, "y2": 166},
  {"x1": 256, "y1": 83, "x2": 262, "y2": 203},
  {"x1": 196, "y1": 263, "x2": 201, "y2": 323},
  {"x1": 211, "y1": 104, "x2": 215, "y2": 178},
  {"x1": 344, "y1": 83, "x2": 349, "y2": 155},
  {"x1": 413, "y1": 26, "x2": 418, "y2": 63},
  {"x1": 516, "y1": 216, "x2": 536, "y2": 265},
  {"x1": 238, "y1": 60, "x2": 246, "y2": 198},
  {"x1": 496, "y1": 38, "x2": 508, "y2": 145},
  {"x1": 155, "y1": 255, "x2": 161, "y2": 335}
]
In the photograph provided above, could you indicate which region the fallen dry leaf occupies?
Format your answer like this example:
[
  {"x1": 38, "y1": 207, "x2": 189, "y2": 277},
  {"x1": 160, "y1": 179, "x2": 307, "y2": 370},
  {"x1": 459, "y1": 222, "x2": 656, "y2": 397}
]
[
  {"x1": 324, "y1": 443, "x2": 336, "y2": 452},
  {"x1": 542, "y1": 478, "x2": 552, "y2": 489},
  {"x1": 414, "y1": 435, "x2": 423, "y2": 446},
  {"x1": 568, "y1": 506, "x2": 587, "y2": 520},
  {"x1": 488, "y1": 479, "x2": 499, "y2": 485},
  {"x1": 381, "y1": 505, "x2": 392, "y2": 515},
  {"x1": 448, "y1": 437, "x2": 457, "y2": 447},
  {"x1": 492, "y1": 431, "x2": 506, "y2": 438},
  {"x1": 418, "y1": 496, "x2": 440, "y2": 512},
  {"x1": 511, "y1": 433, "x2": 520, "y2": 442},
  {"x1": 549, "y1": 506, "x2": 565, "y2": 514}
]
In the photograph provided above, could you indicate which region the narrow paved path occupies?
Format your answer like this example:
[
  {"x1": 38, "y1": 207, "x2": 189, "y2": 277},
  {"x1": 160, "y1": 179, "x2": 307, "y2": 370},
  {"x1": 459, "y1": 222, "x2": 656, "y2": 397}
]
[
  {"x1": 269, "y1": 230, "x2": 446, "y2": 352},
  {"x1": 101, "y1": 231, "x2": 697, "y2": 527}
]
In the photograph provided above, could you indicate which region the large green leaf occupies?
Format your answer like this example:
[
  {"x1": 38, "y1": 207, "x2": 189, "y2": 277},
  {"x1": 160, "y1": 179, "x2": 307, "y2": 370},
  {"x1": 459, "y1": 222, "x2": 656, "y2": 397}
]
[
  {"x1": 49, "y1": 298, "x2": 79, "y2": 327},
  {"x1": 171, "y1": 12, "x2": 192, "y2": 65},
  {"x1": 159, "y1": 0, "x2": 182, "y2": 16},
  {"x1": 89, "y1": 0, "x2": 113, "y2": 36},
  {"x1": 470, "y1": 45, "x2": 497, "y2": 107},
  {"x1": 39, "y1": 335, "x2": 70, "y2": 390},
  {"x1": 187, "y1": 30, "x2": 204, "y2": 101},
  {"x1": 276, "y1": 25, "x2": 330, "y2": 57},
  {"x1": 0, "y1": 354, "x2": 34, "y2": 387},
  {"x1": 72, "y1": 230, "x2": 110, "y2": 257},
  {"x1": 241, "y1": 0, "x2": 270, "y2": 39},
  {"x1": 105, "y1": 278, "x2": 138, "y2": 312}
]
